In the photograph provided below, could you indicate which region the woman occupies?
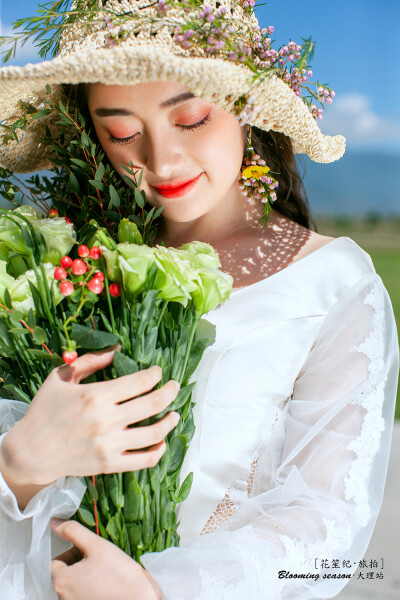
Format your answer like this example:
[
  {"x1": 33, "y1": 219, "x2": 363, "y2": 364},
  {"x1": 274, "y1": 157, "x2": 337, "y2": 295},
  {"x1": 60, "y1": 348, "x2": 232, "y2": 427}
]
[{"x1": 0, "y1": 1, "x2": 398, "y2": 599}]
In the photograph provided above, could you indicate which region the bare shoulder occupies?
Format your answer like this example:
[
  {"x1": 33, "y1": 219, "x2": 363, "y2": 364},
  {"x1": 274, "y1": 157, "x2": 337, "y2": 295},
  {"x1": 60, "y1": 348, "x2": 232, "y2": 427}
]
[{"x1": 291, "y1": 230, "x2": 336, "y2": 263}]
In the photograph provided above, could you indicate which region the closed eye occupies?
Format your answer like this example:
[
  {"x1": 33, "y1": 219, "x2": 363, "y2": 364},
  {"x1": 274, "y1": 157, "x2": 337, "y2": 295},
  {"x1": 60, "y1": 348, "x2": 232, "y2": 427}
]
[{"x1": 107, "y1": 111, "x2": 212, "y2": 145}]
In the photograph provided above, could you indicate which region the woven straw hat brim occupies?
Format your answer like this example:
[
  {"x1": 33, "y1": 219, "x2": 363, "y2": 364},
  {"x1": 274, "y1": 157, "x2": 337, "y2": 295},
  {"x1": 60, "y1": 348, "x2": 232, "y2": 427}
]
[{"x1": 0, "y1": 44, "x2": 345, "y2": 173}]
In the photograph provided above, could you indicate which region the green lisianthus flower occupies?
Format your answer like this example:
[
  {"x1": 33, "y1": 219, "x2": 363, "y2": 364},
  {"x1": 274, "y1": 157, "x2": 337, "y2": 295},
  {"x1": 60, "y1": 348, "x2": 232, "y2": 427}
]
[
  {"x1": 10, "y1": 262, "x2": 62, "y2": 315},
  {"x1": 33, "y1": 217, "x2": 76, "y2": 265},
  {"x1": 0, "y1": 260, "x2": 17, "y2": 304},
  {"x1": 154, "y1": 246, "x2": 200, "y2": 306},
  {"x1": 0, "y1": 206, "x2": 76, "y2": 266},
  {"x1": 191, "y1": 268, "x2": 233, "y2": 315},
  {"x1": 117, "y1": 243, "x2": 156, "y2": 296},
  {"x1": 177, "y1": 241, "x2": 221, "y2": 270},
  {"x1": 101, "y1": 247, "x2": 122, "y2": 283}
]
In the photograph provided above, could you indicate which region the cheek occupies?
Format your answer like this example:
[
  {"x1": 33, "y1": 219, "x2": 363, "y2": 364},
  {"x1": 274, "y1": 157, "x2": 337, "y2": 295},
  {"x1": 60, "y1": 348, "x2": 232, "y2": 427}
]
[{"x1": 202, "y1": 115, "x2": 244, "y2": 179}]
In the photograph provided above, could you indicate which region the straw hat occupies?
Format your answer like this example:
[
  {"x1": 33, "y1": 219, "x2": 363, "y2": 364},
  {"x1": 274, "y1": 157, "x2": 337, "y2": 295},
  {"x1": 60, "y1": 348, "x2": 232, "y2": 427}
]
[{"x1": 0, "y1": 0, "x2": 346, "y2": 173}]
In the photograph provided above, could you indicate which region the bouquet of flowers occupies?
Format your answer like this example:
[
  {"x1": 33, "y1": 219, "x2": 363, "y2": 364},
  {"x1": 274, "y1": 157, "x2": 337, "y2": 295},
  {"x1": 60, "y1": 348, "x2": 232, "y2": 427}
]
[{"x1": 0, "y1": 97, "x2": 233, "y2": 561}]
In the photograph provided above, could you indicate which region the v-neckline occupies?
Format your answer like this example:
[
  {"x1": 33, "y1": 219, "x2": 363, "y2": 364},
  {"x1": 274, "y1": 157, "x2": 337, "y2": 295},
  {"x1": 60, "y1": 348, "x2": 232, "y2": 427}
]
[{"x1": 229, "y1": 236, "x2": 353, "y2": 298}]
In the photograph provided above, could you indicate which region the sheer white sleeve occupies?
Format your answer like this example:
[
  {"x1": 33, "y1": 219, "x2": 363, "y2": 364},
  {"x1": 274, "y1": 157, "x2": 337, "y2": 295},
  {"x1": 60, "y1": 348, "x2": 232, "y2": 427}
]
[
  {"x1": 141, "y1": 272, "x2": 400, "y2": 599},
  {"x1": 0, "y1": 400, "x2": 86, "y2": 600}
]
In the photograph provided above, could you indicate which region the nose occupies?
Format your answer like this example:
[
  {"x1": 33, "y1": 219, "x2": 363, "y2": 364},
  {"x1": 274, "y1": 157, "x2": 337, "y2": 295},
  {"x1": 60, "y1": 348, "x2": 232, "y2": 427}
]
[{"x1": 138, "y1": 125, "x2": 185, "y2": 179}]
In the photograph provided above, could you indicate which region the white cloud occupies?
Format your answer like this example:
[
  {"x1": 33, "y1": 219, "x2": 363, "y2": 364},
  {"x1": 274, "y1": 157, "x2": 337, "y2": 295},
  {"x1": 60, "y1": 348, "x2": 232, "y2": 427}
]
[
  {"x1": 0, "y1": 20, "x2": 41, "y2": 65},
  {"x1": 319, "y1": 92, "x2": 400, "y2": 150}
]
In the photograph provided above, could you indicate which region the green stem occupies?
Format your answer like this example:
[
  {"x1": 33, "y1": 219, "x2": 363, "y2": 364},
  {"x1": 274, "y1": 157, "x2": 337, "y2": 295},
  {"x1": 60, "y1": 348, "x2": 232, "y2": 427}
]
[
  {"x1": 101, "y1": 259, "x2": 116, "y2": 332},
  {"x1": 178, "y1": 309, "x2": 201, "y2": 384}
]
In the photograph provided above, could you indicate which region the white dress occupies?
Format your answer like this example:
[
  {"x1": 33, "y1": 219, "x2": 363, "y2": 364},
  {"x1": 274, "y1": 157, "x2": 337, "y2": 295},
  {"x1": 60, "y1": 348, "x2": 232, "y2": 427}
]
[{"x1": 0, "y1": 236, "x2": 398, "y2": 600}]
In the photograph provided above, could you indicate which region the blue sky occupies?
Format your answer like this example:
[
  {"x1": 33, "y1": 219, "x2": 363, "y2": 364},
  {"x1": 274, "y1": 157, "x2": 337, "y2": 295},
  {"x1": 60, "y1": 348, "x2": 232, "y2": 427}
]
[{"x1": 1, "y1": 0, "x2": 400, "y2": 152}]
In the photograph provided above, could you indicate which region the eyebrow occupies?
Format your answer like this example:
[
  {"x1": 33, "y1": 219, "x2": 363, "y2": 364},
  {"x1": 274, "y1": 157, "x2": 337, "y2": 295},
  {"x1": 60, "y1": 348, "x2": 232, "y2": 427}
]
[{"x1": 94, "y1": 92, "x2": 196, "y2": 117}]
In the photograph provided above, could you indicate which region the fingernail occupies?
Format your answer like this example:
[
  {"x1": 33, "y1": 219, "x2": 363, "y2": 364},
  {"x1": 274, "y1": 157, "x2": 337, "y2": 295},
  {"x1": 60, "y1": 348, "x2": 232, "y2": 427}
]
[
  {"x1": 173, "y1": 380, "x2": 181, "y2": 392},
  {"x1": 172, "y1": 412, "x2": 180, "y2": 425}
]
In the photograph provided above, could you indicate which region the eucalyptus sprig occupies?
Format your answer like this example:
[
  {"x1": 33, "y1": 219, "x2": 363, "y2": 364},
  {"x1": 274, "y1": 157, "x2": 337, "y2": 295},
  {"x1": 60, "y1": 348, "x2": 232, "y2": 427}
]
[{"x1": 0, "y1": 85, "x2": 164, "y2": 246}]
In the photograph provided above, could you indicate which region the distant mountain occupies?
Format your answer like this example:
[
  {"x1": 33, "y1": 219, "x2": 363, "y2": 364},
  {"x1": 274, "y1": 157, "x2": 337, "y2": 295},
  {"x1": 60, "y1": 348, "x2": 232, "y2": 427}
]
[{"x1": 297, "y1": 150, "x2": 400, "y2": 216}]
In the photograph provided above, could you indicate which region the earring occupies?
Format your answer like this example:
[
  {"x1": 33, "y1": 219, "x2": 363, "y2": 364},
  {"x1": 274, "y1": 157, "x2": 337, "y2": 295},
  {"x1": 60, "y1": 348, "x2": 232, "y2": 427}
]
[{"x1": 238, "y1": 124, "x2": 279, "y2": 226}]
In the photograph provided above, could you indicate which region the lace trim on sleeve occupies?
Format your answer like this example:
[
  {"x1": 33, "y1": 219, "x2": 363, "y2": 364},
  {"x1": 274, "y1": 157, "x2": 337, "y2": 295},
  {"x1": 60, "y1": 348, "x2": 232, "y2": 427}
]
[{"x1": 344, "y1": 277, "x2": 386, "y2": 525}]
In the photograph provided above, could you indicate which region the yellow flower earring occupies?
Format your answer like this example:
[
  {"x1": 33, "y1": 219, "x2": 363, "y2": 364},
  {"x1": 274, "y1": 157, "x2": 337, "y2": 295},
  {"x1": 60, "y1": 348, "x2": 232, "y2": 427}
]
[{"x1": 238, "y1": 124, "x2": 279, "y2": 226}]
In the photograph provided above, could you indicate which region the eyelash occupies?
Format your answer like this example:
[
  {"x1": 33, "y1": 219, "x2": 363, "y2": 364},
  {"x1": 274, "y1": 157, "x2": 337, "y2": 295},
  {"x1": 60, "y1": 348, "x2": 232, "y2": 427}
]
[{"x1": 107, "y1": 111, "x2": 212, "y2": 145}]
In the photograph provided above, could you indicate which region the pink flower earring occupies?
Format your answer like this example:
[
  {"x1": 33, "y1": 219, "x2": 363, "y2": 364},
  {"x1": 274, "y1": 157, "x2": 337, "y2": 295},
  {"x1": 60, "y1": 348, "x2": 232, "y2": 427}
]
[{"x1": 238, "y1": 125, "x2": 279, "y2": 226}]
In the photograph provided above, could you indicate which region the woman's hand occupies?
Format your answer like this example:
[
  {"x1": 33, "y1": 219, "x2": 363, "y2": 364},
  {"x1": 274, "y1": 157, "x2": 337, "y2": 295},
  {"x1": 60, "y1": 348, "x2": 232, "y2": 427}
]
[
  {"x1": 50, "y1": 518, "x2": 162, "y2": 600},
  {"x1": 1, "y1": 347, "x2": 180, "y2": 486}
]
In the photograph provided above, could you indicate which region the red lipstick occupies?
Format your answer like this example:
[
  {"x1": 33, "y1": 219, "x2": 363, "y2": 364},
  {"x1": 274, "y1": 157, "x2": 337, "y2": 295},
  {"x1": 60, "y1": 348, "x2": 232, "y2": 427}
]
[{"x1": 151, "y1": 173, "x2": 203, "y2": 199}]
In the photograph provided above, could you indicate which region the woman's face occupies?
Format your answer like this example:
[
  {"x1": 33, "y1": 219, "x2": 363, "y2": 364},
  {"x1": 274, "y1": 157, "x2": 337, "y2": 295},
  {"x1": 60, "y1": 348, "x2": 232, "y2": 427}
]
[{"x1": 88, "y1": 81, "x2": 245, "y2": 225}]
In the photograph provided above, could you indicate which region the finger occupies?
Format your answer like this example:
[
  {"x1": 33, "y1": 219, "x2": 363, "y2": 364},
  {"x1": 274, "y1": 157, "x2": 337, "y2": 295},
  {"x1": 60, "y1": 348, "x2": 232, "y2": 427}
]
[
  {"x1": 115, "y1": 379, "x2": 180, "y2": 426},
  {"x1": 118, "y1": 410, "x2": 180, "y2": 452},
  {"x1": 56, "y1": 345, "x2": 121, "y2": 384},
  {"x1": 84, "y1": 364, "x2": 163, "y2": 404},
  {"x1": 54, "y1": 545, "x2": 84, "y2": 565},
  {"x1": 51, "y1": 559, "x2": 67, "y2": 578},
  {"x1": 51, "y1": 519, "x2": 97, "y2": 555},
  {"x1": 110, "y1": 439, "x2": 167, "y2": 473}
]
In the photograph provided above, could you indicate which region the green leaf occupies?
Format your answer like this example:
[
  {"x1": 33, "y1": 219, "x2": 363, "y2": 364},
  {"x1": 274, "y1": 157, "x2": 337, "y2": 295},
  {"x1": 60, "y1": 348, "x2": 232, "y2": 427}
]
[
  {"x1": 71, "y1": 158, "x2": 91, "y2": 169},
  {"x1": 123, "y1": 472, "x2": 142, "y2": 522},
  {"x1": 32, "y1": 326, "x2": 48, "y2": 345},
  {"x1": 9, "y1": 310, "x2": 25, "y2": 324},
  {"x1": 81, "y1": 130, "x2": 90, "y2": 149},
  {"x1": 113, "y1": 351, "x2": 138, "y2": 377},
  {"x1": 185, "y1": 338, "x2": 211, "y2": 380},
  {"x1": 104, "y1": 211, "x2": 122, "y2": 222},
  {"x1": 26, "y1": 349, "x2": 53, "y2": 360},
  {"x1": 3, "y1": 288, "x2": 12, "y2": 309},
  {"x1": 69, "y1": 171, "x2": 80, "y2": 193},
  {"x1": 32, "y1": 109, "x2": 52, "y2": 120},
  {"x1": 167, "y1": 435, "x2": 186, "y2": 475},
  {"x1": 95, "y1": 163, "x2": 105, "y2": 182},
  {"x1": 126, "y1": 523, "x2": 141, "y2": 549},
  {"x1": 70, "y1": 323, "x2": 119, "y2": 350},
  {"x1": 142, "y1": 488, "x2": 152, "y2": 548},
  {"x1": 134, "y1": 188, "x2": 144, "y2": 208},
  {"x1": 8, "y1": 327, "x2": 28, "y2": 336},
  {"x1": 106, "y1": 515, "x2": 120, "y2": 545},
  {"x1": 89, "y1": 179, "x2": 106, "y2": 191},
  {"x1": 159, "y1": 383, "x2": 195, "y2": 418},
  {"x1": 109, "y1": 184, "x2": 121, "y2": 209},
  {"x1": 105, "y1": 473, "x2": 124, "y2": 510},
  {"x1": 87, "y1": 477, "x2": 98, "y2": 502},
  {"x1": 51, "y1": 353, "x2": 64, "y2": 368},
  {"x1": 78, "y1": 506, "x2": 96, "y2": 527},
  {"x1": 1, "y1": 385, "x2": 31, "y2": 404},
  {"x1": 175, "y1": 472, "x2": 193, "y2": 504}
]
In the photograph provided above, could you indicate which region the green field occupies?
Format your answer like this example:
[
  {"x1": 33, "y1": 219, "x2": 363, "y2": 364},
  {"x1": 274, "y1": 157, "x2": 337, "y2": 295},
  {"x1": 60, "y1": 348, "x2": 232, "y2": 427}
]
[{"x1": 315, "y1": 215, "x2": 400, "y2": 420}]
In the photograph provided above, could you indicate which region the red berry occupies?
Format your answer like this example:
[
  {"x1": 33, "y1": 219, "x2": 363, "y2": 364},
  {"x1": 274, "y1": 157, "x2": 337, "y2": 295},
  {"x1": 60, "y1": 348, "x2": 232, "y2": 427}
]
[
  {"x1": 78, "y1": 244, "x2": 90, "y2": 258},
  {"x1": 54, "y1": 266, "x2": 68, "y2": 281},
  {"x1": 64, "y1": 216, "x2": 75, "y2": 228},
  {"x1": 109, "y1": 283, "x2": 122, "y2": 297},
  {"x1": 89, "y1": 246, "x2": 101, "y2": 259},
  {"x1": 59, "y1": 280, "x2": 74, "y2": 296},
  {"x1": 48, "y1": 209, "x2": 58, "y2": 217},
  {"x1": 94, "y1": 271, "x2": 105, "y2": 282},
  {"x1": 71, "y1": 259, "x2": 87, "y2": 276},
  {"x1": 88, "y1": 277, "x2": 103, "y2": 294},
  {"x1": 61, "y1": 256, "x2": 73, "y2": 269},
  {"x1": 62, "y1": 350, "x2": 78, "y2": 364}
]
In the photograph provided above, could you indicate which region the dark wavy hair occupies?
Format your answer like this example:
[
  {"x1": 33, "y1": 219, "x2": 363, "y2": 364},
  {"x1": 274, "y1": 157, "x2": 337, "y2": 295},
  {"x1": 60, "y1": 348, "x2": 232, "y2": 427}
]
[
  {"x1": 243, "y1": 123, "x2": 317, "y2": 232},
  {"x1": 63, "y1": 83, "x2": 317, "y2": 232}
]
